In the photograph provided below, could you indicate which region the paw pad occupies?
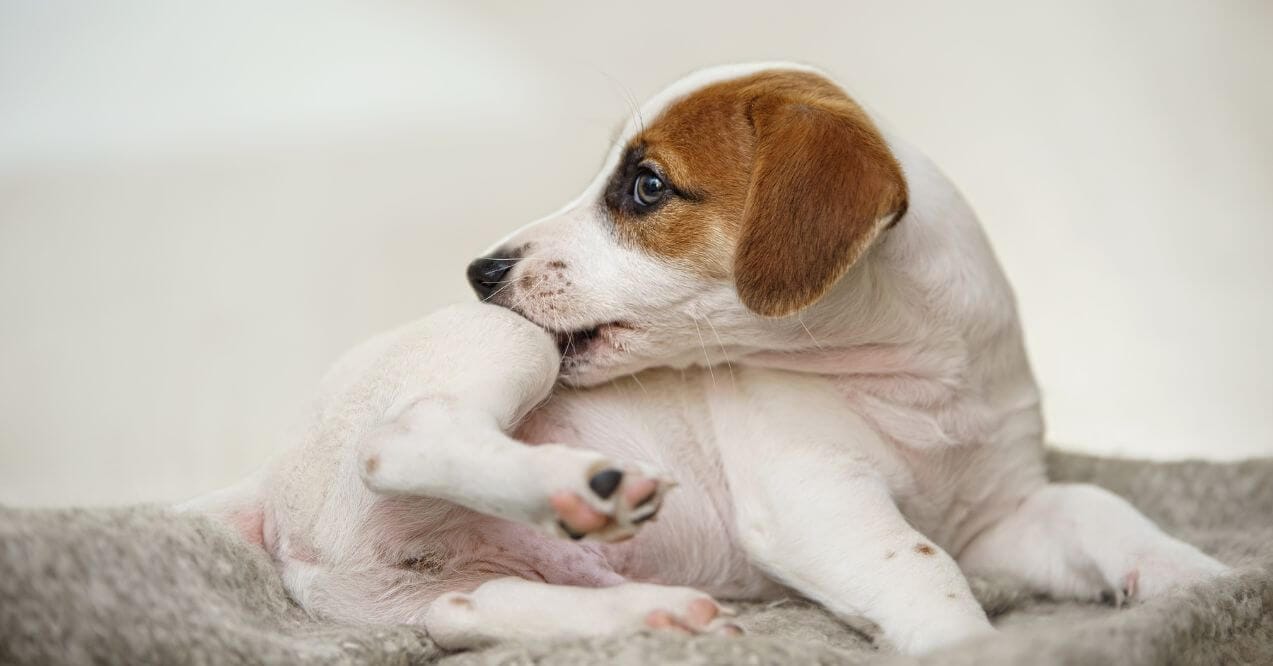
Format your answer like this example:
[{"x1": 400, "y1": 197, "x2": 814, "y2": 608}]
[
  {"x1": 643, "y1": 598, "x2": 743, "y2": 637},
  {"x1": 588, "y1": 468, "x2": 623, "y2": 499},
  {"x1": 548, "y1": 465, "x2": 670, "y2": 543}
]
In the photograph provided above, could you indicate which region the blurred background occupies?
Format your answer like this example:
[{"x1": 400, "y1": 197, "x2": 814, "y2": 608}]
[{"x1": 2, "y1": 1, "x2": 1270, "y2": 507}]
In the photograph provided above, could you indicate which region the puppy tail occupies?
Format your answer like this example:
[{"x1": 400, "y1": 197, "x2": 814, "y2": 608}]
[{"x1": 174, "y1": 467, "x2": 268, "y2": 549}]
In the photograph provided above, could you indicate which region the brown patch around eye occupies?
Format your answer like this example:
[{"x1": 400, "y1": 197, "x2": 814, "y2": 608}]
[
  {"x1": 602, "y1": 69, "x2": 906, "y2": 299},
  {"x1": 602, "y1": 93, "x2": 754, "y2": 278}
]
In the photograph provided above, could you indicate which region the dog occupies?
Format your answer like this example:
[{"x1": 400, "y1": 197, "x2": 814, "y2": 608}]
[{"x1": 185, "y1": 62, "x2": 1228, "y2": 654}]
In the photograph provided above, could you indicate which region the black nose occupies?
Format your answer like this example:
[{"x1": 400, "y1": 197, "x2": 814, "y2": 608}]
[{"x1": 466, "y1": 256, "x2": 519, "y2": 300}]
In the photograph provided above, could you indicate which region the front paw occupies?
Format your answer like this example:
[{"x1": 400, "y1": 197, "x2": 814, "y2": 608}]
[{"x1": 540, "y1": 452, "x2": 673, "y2": 543}]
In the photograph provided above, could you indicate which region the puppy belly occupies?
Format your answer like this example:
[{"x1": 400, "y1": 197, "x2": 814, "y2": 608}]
[
  {"x1": 446, "y1": 479, "x2": 776, "y2": 600},
  {"x1": 599, "y1": 490, "x2": 783, "y2": 600},
  {"x1": 514, "y1": 384, "x2": 780, "y2": 600}
]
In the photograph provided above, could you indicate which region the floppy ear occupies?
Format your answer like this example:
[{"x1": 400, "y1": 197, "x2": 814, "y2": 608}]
[{"x1": 734, "y1": 92, "x2": 908, "y2": 318}]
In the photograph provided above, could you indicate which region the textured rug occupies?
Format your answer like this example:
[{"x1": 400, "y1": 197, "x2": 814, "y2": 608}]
[{"x1": 2, "y1": 451, "x2": 1271, "y2": 665}]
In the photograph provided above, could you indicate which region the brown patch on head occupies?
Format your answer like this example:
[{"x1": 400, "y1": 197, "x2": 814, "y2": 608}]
[
  {"x1": 604, "y1": 69, "x2": 908, "y2": 315},
  {"x1": 915, "y1": 543, "x2": 936, "y2": 556}
]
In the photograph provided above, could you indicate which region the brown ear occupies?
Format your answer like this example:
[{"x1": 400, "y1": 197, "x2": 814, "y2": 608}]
[{"x1": 734, "y1": 89, "x2": 908, "y2": 317}]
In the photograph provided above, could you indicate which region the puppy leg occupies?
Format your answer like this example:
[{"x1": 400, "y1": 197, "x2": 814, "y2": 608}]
[
  {"x1": 359, "y1": 401, "x2": 672, "y2": 542},
  {"x1": 284, "y1": 557, "x2": 737, "y2": 647},
  {"x1": 727, "y1": 461, "x2": 993, "y2": 654},
  {"x1": 959, "y1": 483, "x2": 1228, "y2": 604},
  {"x1": 424, "y1": 577, "x2": 740, "y2": 650},
  {"x1": 712, "y1": 372, "x2": 993, "y2": 654},
  {"x1": 347, "y1": 304, "x2": 668, "y2": 541}
]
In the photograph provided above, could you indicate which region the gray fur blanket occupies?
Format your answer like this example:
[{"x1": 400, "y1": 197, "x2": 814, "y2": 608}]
[{"x1": 2, "y1": 451, "x2": 1271, "y2": 665}]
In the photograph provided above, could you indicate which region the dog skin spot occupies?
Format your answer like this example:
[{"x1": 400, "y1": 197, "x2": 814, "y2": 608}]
[
  {"x1": 363, "y1": 455, "x2": 379, "y2": 475},
  {"x1": 398, "y1": 551, "x2": 447, "y2": 574},
  {"x1": 548, "y1": 260, "x2": 566, "y2": 270},
  {"x1": 446, "y1": 594, "x2": 473, "y2": 608},
  {"x1": 884, "y1": 550, "x2": 895, "y2": 559},
  {"x1": 915, "y1": 543, "x2": 935, "y2": 556},
  {"x1": 946, "y1": 592, "x2": 957, "y2": 599}
]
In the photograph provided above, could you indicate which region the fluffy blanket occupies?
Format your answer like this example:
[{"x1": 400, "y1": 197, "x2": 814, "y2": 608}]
[{"x1": 2, "y1": 451, "x2": 1270, "y2": 665}]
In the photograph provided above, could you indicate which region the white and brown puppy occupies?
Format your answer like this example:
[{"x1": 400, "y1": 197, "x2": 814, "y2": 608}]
[{"x1": 186, "y1": 63, "x2": 1227, "y2": 654}]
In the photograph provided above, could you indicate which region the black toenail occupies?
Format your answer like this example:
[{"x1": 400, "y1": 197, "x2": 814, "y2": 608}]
[
  {"x1": 634, "y1": 490, "x2": 657, "y2": 509},
  {"x1": 589, "y1": 468, "x2": 624, "y2": 499},
  {"x1": 558, "y1": 520, "x2": 585, "y2": 540}
]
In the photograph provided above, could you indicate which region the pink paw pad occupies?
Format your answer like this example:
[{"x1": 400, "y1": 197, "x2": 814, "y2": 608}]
[
  {"x1": 549, "y1": 466, "x2": 668, "y2": 542},
  {"x1": 644, "y1": 598, "x2": 742, "y2": 636}
]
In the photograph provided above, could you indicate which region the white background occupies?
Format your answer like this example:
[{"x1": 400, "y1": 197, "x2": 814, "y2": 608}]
[{"x1": 2, "y1": 1, "x2": 1270, "y2": 507}]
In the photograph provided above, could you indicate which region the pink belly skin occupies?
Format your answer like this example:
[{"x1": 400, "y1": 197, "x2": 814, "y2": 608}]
[{"x1": 501, "y1": 395, "x2": 783, "y2": 600}]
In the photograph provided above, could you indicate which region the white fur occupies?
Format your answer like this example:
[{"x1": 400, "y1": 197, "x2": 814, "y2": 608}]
[
  {"x1": 425, "y1": 578, "x2": 730, "y2": 650},
  {"x1": 183, "y1": 63, "x2": 1228, "y2": 655}
]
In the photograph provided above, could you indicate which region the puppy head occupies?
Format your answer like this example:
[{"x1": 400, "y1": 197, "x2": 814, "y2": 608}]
[{"x1": 469, "y1": 64, "x2": 907, "y2": 385}]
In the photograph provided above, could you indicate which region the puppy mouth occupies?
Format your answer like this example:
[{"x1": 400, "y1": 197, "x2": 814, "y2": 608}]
[{"x1": 552, "y1": 322, "x2": 631, "y2": 359}]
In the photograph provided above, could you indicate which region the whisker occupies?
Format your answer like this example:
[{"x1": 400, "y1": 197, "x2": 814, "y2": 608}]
[
  {"x1": 507, "y1": 274, "x2": 550, "y2": 311},
  {"x1": 798, "y1": 314, "x2": 826, "y2": 352},
  {"x1": 691, "y1": 317, "x2": 716, "y2": 387},
  {"x1": 628, "y1": 372, "x2": 649, "y2": 398},
  {"x1": 596, "y1": 67, "x2": 645, "y2": 135},
  {"x1": 678, "y1": 367, "x2": 692, "y2": 411},
  {"x1": 563, "y1": 329, "x2": 580, "y2": 363},
  {"x1": 702, "y1": 314, "x2": 737, "y2": 391},
  {"x1": 535, "y1": 386, "x2": 557, "y2": 411},
  {"x1": 481, "y1": 278, "x2": 518, "y2": 303}
]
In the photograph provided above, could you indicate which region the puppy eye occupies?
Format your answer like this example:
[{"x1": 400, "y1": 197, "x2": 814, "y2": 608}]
[{"x1": 632, "y1": 170, "x2": 666, "y2": 208}]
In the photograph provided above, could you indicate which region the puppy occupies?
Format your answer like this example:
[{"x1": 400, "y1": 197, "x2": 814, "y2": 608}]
[{"x1": 185, "y1": 62, "x2": 1227, "y2": 654}]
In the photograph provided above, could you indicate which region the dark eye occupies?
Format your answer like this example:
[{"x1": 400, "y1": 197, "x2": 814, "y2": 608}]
[{"x1": 632, "y1": 170, "x2": 666, "y2": 208}]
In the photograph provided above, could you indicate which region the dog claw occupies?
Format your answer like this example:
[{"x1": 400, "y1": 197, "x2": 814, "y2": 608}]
[
  {"x1": 1123, "y1": 569, "x2": 1140, "y2": 605},
  {"x1": 549, "y1": 464, "x2": 670, "y2": 542},
  {"x1": 558, "y1": 520, "x2": 586, "y2": 540}
]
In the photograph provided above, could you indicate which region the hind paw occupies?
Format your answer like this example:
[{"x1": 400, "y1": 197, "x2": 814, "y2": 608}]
[{"x1": 548, "y1": 462, "x2": 673, "y2": 543}]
